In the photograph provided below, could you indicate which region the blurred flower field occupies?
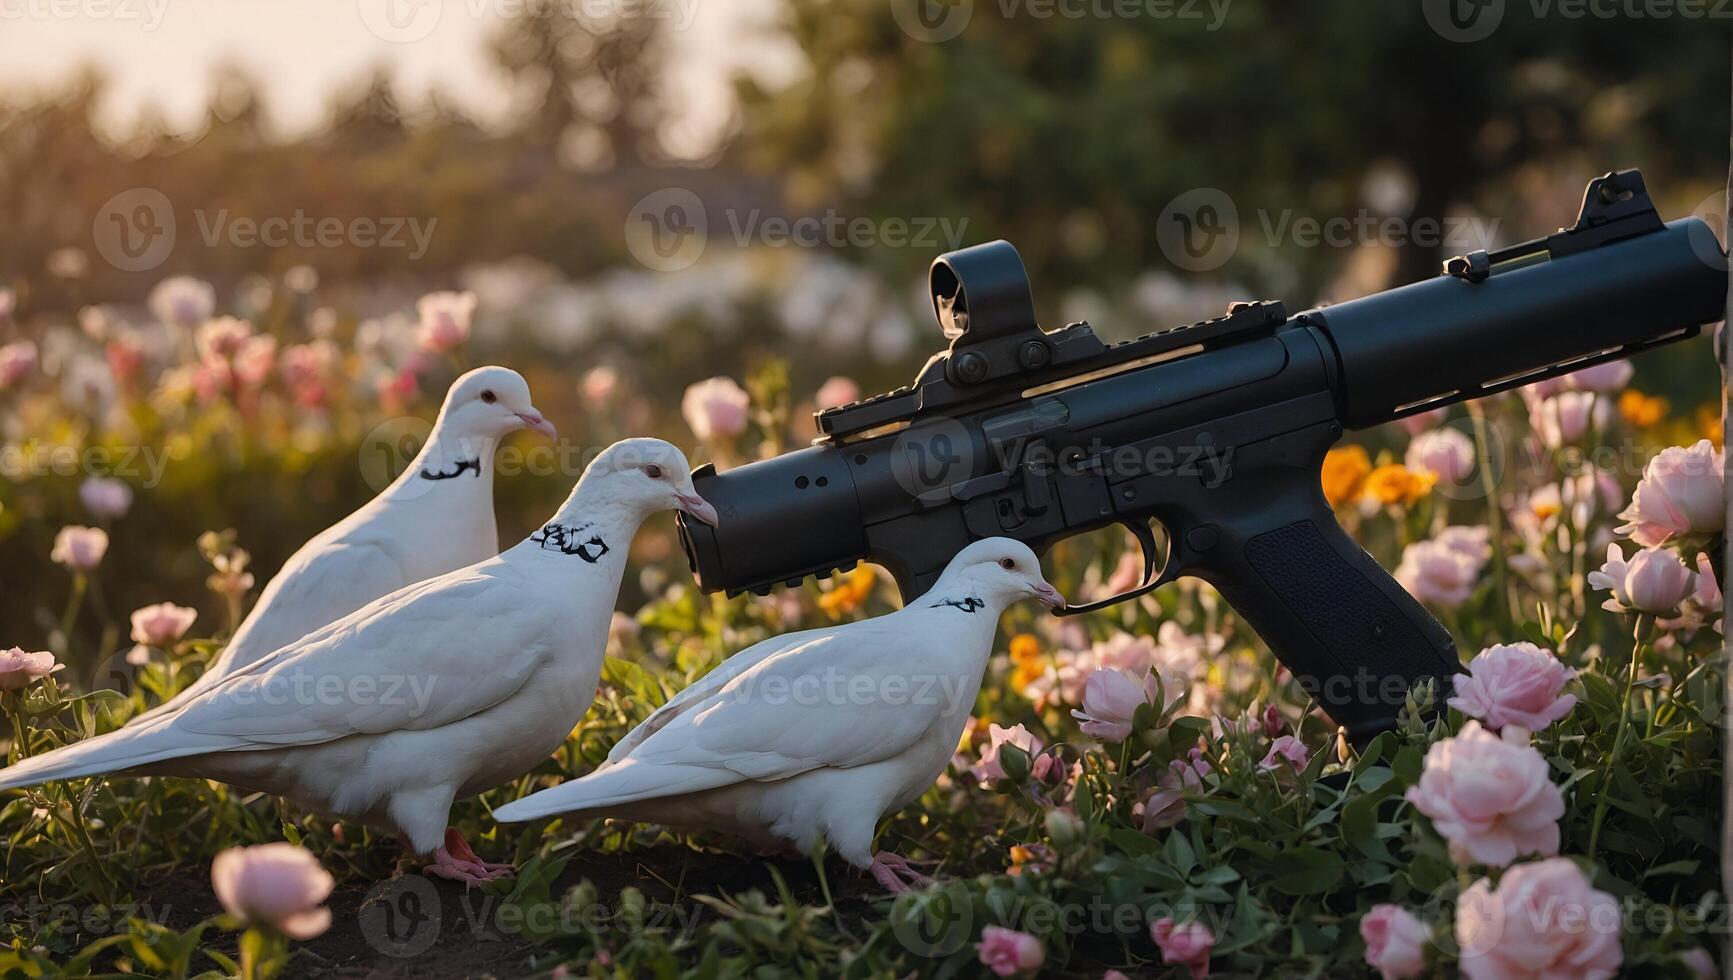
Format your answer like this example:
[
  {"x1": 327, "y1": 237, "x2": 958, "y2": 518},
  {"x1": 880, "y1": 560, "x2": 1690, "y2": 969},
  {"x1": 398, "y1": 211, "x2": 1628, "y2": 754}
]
[{"x1": 0, "y1": 266, "x2": 1726, "y2": 979}]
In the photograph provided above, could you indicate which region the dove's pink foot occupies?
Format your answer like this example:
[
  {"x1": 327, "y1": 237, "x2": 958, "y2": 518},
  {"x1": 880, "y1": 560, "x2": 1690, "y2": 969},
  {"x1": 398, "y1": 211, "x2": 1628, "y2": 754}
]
[
  {"x1": 423, "y1": 829, "x2": 515, "y2": 888},
  {"x1": 868, "y1": 852, "x2": 934, "y2": 893}
]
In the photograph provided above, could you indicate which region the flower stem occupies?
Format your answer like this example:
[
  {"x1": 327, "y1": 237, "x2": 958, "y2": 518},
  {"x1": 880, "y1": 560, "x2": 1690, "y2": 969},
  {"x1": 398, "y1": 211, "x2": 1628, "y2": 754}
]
[
  {"x1": 1467, "y1": 401, "x2": 1514, "y2": 633},
  {"x1": 1587, "y1": 616, "x2": 1647, "y2": 861}
]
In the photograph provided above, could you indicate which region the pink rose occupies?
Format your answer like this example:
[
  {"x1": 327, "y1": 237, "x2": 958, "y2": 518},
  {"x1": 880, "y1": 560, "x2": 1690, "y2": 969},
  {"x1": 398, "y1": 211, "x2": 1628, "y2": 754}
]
[
  {"x1": 416, "y1": 291, "x2": 477, "y2": 353},
  {"x1": 1616, "y1": 440, "x2": 1724, "y2": 546},
  {"x1": 1150, "y1": 917, "x2": 1214, "y2": 979},
  {"x1": 51, "y1": 525, "x2": 108, "y2": 572},
  {"x1": 1564, "y1": 360, "x2": 1634, "y2": 392},
  {"x1": 0, "y1": 340, "x2": 36, "y2": 389},
  {"x1": 973, "y1": 723, "x2": 1044, "y2": 784},
  {"x1": 681, "y1": 376, "x2": 750, "y2": 441},
  {"x1": 233, "y1": 335, "x2": 278, "y2": 388},
  {"x1": 1449, "y1": 643, "x2": 1576, "y2": 732},
  {"x1": 1406, "y1": 427, "x2": 1475, "y2": 484},
  {"x1": 1436, "y1": 524, "x2": 1492, "y2": 565},
  {"x1": 582, "y1": 365, "x2": 619, "y2": 408},
  {"x1": 211, "y1": 843, "x2": 335, "y2": 940},
  {"x1": 130, "y1": 602, "x2": 198, "y2": 647},
  {"x1": 1395, "y1": 538, "x2": 1481, "y2": 608},
  {"x1": 814, "y1": 375, "x2": 861, "y2": 410},
  {"x1": 0, "y1": 647, "x2": 63, "y2": 690},
  {"x1": 1404, "y1": 721, "x2": 1562, "y2": 868},
  {"x1": 1071, "y1": 667, "x2": 1157, "y2": 742},
  {"x1": 1395, "y1": 406, "x2": 1448, "y2": 436},
  {"x1": 1589, "y1": 544, "x2": 1694, "y2": 615},
  {"x1": 1528, "y1": 391, "x2": 1609, "y2": 448},
  {"x1": 976, "y1": 926, "x2": 1044, "y2": 977},
  {"x1": 195, "y1": 316, "x2": 253, "y2": 360},
  {"x1": 1259, "y1": 734, "x2": 1310, "y2": 773},
  {"x1": 79, "y1": 476, "x2": 133, "y2": 521},
  {"x1": 1361, "y1": 904, "x2": 1429, "y2": 979},
  {"x1": 1454, "y1": 858, "x2": 1622, "y2": 980}
]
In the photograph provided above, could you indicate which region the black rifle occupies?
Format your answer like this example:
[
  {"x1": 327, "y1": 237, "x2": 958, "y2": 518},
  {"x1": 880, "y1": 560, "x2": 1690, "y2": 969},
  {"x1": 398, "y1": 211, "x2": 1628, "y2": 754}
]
[{"x1": 676, "y1": 169, "x2": 1726, "y2": 740}]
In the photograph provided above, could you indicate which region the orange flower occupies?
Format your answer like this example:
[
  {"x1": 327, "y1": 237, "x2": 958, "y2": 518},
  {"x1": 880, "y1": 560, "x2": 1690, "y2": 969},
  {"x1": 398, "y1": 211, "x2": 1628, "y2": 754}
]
[
  {"x1": 1006, "y1": 633, "x2": 1047, "y2": 692},
  {"x1": 817, "y1": 564, "x2": 877, "y2": 618},
  {"x1": 1320, "y1": 445, "x2": 1372, "y2": 506},
  {"x1": 1698, "y1": 404, "x2": 1723, "y2": 448},
  {"x1": 1617, "y1": 390, "x2": 1667, "y2": 428},
  {"x1": 1364, "y1": 463, "x2": 1436, "y2": 506}
]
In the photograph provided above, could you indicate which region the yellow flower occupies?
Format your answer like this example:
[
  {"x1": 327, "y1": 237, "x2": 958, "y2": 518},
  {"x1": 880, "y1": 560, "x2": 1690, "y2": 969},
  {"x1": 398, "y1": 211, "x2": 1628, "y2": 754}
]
[
  {"x1": 1320, "y1": 445, "x2": 1371, "y2": 506},
  {"x1": 1007, "y1": 633, "x2": 1047, "y2": 692},
  {"x1": 1009, "y1": 633, "x2": 1040, "y2": 664},
  {"x1": 1617, "y1": 390, "x2": 1667, "y2": 428},
  {"x1": 1364, "y1": 463, "x2": 1436, "y2": 506},
  {"x1": 817, "y1": 564, "x2": 877, "y2": 618}
]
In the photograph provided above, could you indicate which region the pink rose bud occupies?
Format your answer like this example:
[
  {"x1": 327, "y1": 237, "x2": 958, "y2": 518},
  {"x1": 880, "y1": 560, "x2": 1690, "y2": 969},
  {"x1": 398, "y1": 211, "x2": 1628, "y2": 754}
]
[
  {"x1": 1564, "y1": 360, "x2": 1634, "y2": 392},
  {"x1": 211, "y1": 843, "x2": 335, "y2": 940},
  {"x1": 1594, "y1": 545, "x2": 1695, "y2": 615},
  {"x1": 78, "y1": 476, "x2": 133, "y2": 521},
  {"x1": 0, "y1": 647, "x2": 63, "y2": 690},
  {"x1": 51, "y1": 525, "x2": 108, "y2": 572},
  {"x1": 1404, "y1": 721, "x2": 1563, "y2": 868},
  {"x1": 1529, "y1": 391, "x2": 1608, "y2": 448},
  {"x1": 130, "y1": 602, "x2": 198, "y2": 647},
  {"x1": 1405, "y1": 427, "x2": 1475, "y2": 484},
  {"x1": 1448, "y1": 642, "x2": 1577, "y2": 732},
  {"x1": 972, "y1": 723, "x2": 1044, "y2": 785},
  {"x1": 1071, "y1": 667, "x2": 1157, "y2": 742},
  {"x1": 681, "y1": 376, "x2": 751, "y2": 441},
  {"x1": 1615, "y1": 439, "x2": 1724, "y2": 547},
  {"x1": 1454, "y1": 858, "x2": 1621, "y2": 980},
  {"x1": 1137, "y1": 788, "x2": 1186, "y2": 832},
  {"x1": 415, "y1": 291, "x2": 477, "y2": 353},
  {"x1": 1394, "y1": 538, "x2": 1481, "y2": 608},
  {"x1": 1361, "y1": 904, "x2": 1429, "y2": 979},
  {"x1": 814, "y1": 375, "x2": 861, "y2": 409},
  {"x1": 1258, "y1": 703, "x2": 1285, "y2": 737},
  {"x1": 1150, "y1": 917, "x2": 1214, "y2": 979},
  {"x1": 976, "y1": 925, "x2": 1044, "y2": 977}
]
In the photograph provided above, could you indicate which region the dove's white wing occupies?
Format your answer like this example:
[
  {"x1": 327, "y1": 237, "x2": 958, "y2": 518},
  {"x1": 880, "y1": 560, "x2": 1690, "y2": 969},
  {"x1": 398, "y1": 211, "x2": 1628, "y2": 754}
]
[
  {"x1": 153, "y1": 537, "x2": 414, "y2": 717},
  {"x1": 497, "y1": 622, "x2": 952, "y2": 819},
  {"x1": 603, "y1": 625, "x2": 833, "y2": 765},
  {"x1": 0, "y1": 564, "x2": 557, "y2": 788}
]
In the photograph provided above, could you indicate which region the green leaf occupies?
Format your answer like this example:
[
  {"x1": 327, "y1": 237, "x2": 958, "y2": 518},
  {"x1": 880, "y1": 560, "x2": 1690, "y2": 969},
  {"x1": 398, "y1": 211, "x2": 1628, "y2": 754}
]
[{"x1": 1268, "y1": 847, "x2": 1345, "y2": 896}]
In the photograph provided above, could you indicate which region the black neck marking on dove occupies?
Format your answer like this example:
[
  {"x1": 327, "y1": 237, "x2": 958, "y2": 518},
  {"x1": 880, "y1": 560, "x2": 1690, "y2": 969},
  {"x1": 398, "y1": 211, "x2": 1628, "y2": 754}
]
[
  {"x1": 930, "y1": 596, "x2": 985, "y2": 614},
  {"x1": 421, "y1": 457, "x2": 481, "y2": 481},
  {"x1": 530, "y1": 522, "x2": 611, "y2": 563}
]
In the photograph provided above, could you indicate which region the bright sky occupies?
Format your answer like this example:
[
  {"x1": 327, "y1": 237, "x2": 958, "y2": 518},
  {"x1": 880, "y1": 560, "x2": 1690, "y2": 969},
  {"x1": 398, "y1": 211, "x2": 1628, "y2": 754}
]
[{"x1": 0, "y1": 0, "x2": 802, "y2": 156}]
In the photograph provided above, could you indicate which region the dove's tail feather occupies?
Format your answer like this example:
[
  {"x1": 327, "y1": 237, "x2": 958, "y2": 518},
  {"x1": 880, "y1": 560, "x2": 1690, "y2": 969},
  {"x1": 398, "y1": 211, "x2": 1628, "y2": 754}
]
[
  {"x1": 495, "y1": 761, "x2": 737, "y2": 822},
  {"x1": 0, "y1": 722, "x2": 217, "y2": 791}
]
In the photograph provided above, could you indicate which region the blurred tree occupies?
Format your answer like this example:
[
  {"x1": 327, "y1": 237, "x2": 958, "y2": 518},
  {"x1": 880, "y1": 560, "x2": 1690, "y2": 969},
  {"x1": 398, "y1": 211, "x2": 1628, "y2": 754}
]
[
  {"x1": 490, "y1": 5, "x2": 672, "y2": 169},
  {"x1": 732, "y1": 1, "x2": 1726, "y2": 306}
]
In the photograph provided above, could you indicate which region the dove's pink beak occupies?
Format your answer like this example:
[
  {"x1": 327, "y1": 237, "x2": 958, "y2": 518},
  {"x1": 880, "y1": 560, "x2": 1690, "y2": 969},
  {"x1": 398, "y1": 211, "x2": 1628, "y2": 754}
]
[
  {"x1": 516, "y1": 412, "x2": 557, "y2": 438},
  {"x1": 1033, "y1": 582, "x2": 1066, "y2": 610},
  {"x1": 678, "y1": 492, "x2": 720, "y2": 527}
]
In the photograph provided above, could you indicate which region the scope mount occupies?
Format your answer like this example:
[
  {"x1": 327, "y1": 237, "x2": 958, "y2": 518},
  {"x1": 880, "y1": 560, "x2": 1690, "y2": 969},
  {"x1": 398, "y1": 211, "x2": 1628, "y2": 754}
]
[{"x1": 815, "y1": 237, "x2": 1288, "y2": 441}]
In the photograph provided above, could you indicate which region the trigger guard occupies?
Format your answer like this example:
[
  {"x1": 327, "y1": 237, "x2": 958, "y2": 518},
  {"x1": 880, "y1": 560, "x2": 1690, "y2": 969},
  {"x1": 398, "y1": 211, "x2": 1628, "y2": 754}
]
[{"x1": 1053, "y1": 518, "x2": 1174, "y2": 616}]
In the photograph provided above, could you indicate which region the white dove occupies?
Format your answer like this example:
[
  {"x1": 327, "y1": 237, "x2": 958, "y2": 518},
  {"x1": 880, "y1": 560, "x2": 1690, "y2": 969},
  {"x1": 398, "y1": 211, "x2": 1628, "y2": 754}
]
[
  {"x1": 143, "y1": 365, "x2": 554, "y2": 719},
  {"x1": 493, "y1": 538, "x2": 1064, "y2": 892},
  {"x1": 0, "y1": 438, "x2": 718, "y2": 886}
]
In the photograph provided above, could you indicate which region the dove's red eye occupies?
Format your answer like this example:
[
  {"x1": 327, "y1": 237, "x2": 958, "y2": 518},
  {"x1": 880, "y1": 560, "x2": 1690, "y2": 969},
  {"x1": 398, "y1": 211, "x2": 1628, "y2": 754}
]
[
  {"x1": 999, "y1": 558, "x2": 1016, "y2": 570},
  {"x1": 480, "y1": 390, "x2": 497, "y2": 404},
  {"x1": 644, "y1": 464, "x2": 663, "y2": 479}
]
